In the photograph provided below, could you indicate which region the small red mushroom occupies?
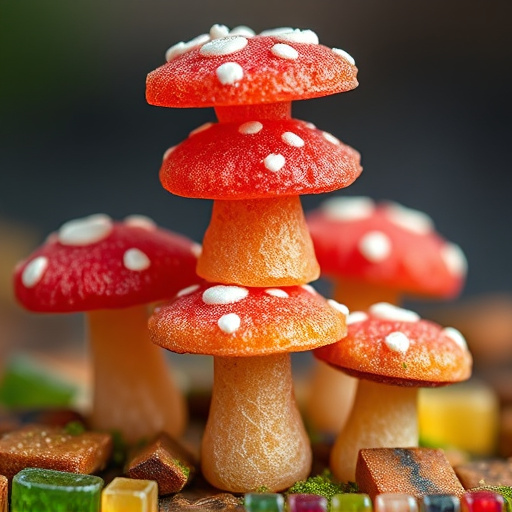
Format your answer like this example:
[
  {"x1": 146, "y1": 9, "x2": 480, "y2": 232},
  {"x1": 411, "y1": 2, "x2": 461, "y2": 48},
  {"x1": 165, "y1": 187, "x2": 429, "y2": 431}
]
[
  {"x1": 314, "y1": 302, "x2": 472, "y2": 483},
  {"x1": 13, "y1": 214, "x2": 199, "y2": 442},
  {"x1": 149, "y1": 281, "x2": 347, "y2": 492}
]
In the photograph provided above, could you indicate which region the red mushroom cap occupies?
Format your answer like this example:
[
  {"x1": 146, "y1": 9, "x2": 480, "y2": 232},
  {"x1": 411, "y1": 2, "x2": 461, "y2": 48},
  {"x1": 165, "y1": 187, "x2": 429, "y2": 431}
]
[
  {"x1": 146, "y1": 25, "x2": 358, "y2": 108},
  {"x1": 160, "y1": 119, "x2": 362, "y2": 199},
  {"x1": 149, "y1": 282, "x2": 347, "y2": 357},
  {"x1": 307, "y1": 197, "x2": 467, "y2": 298},
  {"x1": 13, "y1": 214, "x2": 200, "y2": 312},
  {"x1": 314, "y1": 302, "x2": 472, "y2": 387}
]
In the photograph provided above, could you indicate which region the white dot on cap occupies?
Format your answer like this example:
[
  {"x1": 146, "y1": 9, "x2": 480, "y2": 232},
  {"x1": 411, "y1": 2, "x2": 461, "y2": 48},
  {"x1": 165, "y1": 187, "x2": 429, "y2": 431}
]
[
  {"x1": 239, "y1": 121, "x2": 263, "y2": 134},
  {"x1": 191, "y1": 243, "x2": 202, "y2": 258},
  {"x1": 441, "y1": 243, "x2": 467, "y2": 277},
  {"x1": 328, "y1": 299, "x2": 349, "y2": 316},
  {"x1": 358, "y1": 230, "x2": 392, "y2": 262},
  {"x1": 347, "y1": 311, "x2": 368, "y2": 325},
  {"x1": 123, "y1": 248, "x2": 151, "y2": 271},
  {"x1": 265, "y1": 288, "x2": 289, "y2": 298},
  {"x1": 370, "y1": 302, "x2": 420, "y2": 323},
  {"x1": 264, "y1": 153, "x2": 285, "y2": 172},
  {"x1": 58, "y1": 214, "x2": 113, "y2": 246},
  {"x1": 384, "y1": 331, "x2": 410, "y2": 354},
  {"x1": 332, "y1": 47, "x2": 355, "y2": 65},
  {"x1": 22, "y1": 256, "x2": 49, "y2": 288},
  {"x1": 281, "y1": 131, "x2": 305, "y2": 147},
  {"x1": 442, "y1": 327, "x2": 468, "y2": 350},
  {"x1": 321, "y1": 196, "x2": 375, "y2": 222},
  {"x1": 216, "y1": 62, "x2": 244, "y2": 85},
  {"x1": 177, "y1": 284, "x2": 201, "y2": 297},
  {"x1": 203, "y1": 285, "x2": 249, "y2": 305},
  {"x1": 260, "y1": 27, "x2": 294, "y2": 36},
  {"x1": 200, "y1": 36, "x2": 248, "y2": 56},
  {"x1": 301, "y1": 284, "x2": 317, "y2": 294},
  {"x1": 384, "y1": 202, "x2": 434, "y2": 235},
  {"x1": 163, "y1": 146, "x2": 176, "y2": 161},
  {"x1": 271, "y1": 43, "x2": 299, "y2": 60},
  {"x1": 165, "y1": 33, "x2": 210, "y2": 61},
  {"x1": 209, "y1": 24, "x2": 230, "y2": 39},
  {"x1": 189, "y1": 122, "x2": 214, "y2": 136},
  {"x1": 276, "y1": 29, "x2": 319, "y2": 44},
  {"x1": 218, "y1": 313, "x2": 241, "y2": 334},
  {"x1": 322, "y1": 131, "x2": 341, "y2": 145},
  {"x1": 230, "y1": 26, "x2": 255, "y2": 37},
  {"x1": 124, "y1": 215, "x2": 157, "y2": 230}
]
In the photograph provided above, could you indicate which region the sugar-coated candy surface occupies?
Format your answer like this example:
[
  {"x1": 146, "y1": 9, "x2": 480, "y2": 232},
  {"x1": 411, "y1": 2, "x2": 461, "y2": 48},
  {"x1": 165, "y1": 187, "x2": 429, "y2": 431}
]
[
  {"x1": 11, "y1": 468, "x2": 104, "y2": 512},
  {"x1": 102, "y1": 477, "x2": 158, "y2": 512},
  {"x1": 244, "y1": 493, "x2": 285, "y2": 512},
  {"x1": 356, "y1": 448, "x2": 465, "y2": 500},
  {"x1": 149, "y1": 283, "x2": 347, "y2": 356},
  {"x1": 421, "y1": 495, "x2": 461, "y2": 512},
  {"x1": 0, "y1": 425, "x2": 112, "y2": 480},
  {"x1": 331, "y1": 493, "x2": 374, "y2": 512},
  {"x1": 0, "y1": 475, "x2": 6, "y2": 512},
  {"x1": 198, "y1": 197, "x2": 320, "y2": 286},
  {"x1": 160, "y1": 119, "x2": 361, "y2": 200},
  {"x1": 146, "y1": 28, "x2": 357, "y2": 107},
  {"x1": 454, "y1": 460, "x2": 512, "y2": 488},
  {"x1": 461, "y1": 492, "x2": 506, "y2": 512},
  {"x1": 374, "y1": 494, "x2": 419, "y2": 512},
  {"x1": 287, "y1": 494, "x2": 328, "y2": 512}
]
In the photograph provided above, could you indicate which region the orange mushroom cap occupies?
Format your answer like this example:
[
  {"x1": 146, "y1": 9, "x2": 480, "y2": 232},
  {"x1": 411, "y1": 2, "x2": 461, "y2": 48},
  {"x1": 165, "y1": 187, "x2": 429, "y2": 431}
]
[
  {"x1": 307, "y1": 197, "x2": 467, "y2": 299},
  {"x1": 160, "y1": 119, "x2": 362, "y2": 199},
  {"x1": 149, "y1": 283, "x2": 347, "y2": 357},
  {"x1": 146, "y1": 25, "x2": 358, "y2": 108},
  {"x1": 314, "y1": 302, "x2": 472, "y2": 387}
]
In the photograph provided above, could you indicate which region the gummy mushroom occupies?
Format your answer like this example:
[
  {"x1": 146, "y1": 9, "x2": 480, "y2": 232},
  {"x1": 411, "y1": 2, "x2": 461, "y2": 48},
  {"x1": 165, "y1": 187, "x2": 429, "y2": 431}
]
[
  {"x1": 150, "y1": 282, "x2": 347, "y2": 492},
  {"x1": 314, "y1": 302, "x2": 472, "y2": 483},
  {"x1": 305, "y1": 196, "x2": 468, "y2": 434},
  {"x1": 13, "y1": 214, "x2": 199, "y2": 442}
]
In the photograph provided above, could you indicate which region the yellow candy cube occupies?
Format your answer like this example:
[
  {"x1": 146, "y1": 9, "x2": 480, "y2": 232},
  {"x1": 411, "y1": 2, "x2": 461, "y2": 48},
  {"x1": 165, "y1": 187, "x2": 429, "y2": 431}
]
[{"x1": 101, "y1": 477, "x2": 158, "y2": 512}]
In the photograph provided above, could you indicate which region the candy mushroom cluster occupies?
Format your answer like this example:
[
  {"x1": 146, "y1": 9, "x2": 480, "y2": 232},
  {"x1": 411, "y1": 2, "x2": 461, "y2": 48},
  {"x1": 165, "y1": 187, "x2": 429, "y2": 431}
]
[{"x1": 146, "y1": 24, "x2": 361, "y2": 491}]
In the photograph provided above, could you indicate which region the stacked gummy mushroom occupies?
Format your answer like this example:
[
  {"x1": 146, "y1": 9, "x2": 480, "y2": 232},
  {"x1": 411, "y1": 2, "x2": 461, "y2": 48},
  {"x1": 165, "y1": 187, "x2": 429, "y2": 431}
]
[{"x1": 146, "y1": 24, "x2": 361, "y2": 492}]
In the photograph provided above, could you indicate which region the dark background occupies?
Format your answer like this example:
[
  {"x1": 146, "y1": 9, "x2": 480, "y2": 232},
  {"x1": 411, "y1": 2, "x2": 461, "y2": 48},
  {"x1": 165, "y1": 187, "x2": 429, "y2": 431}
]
[{"x1": 1, "y1": 0, "x2": 511, "y2": 304}]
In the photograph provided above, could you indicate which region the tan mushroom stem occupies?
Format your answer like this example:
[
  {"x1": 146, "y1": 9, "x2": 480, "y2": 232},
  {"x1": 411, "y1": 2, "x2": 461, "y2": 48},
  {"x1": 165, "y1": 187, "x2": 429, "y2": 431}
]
[
  {"x1": 215, "y1": 102, "x2": 291, "y2": 123},
  {"x1": 306, "y1": 279, "x2": 401, "y2": 434},
  {"x1": 330, "y1": 378, "x2": 418, "y2": 483},
  {"x1": 201, "y1": 354, "x2": 312, "y2": 492},
  {"x1": 88, "y1": 306, "x2": 186, "y2": 443}
]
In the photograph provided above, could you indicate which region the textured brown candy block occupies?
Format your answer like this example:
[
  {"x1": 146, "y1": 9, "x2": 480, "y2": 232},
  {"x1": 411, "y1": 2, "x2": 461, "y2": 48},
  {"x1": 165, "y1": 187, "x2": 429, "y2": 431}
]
[
  {"x1": 0, "y1": 424, "x2": 112, "y2": 479},
  {"x1": 454, "y1": 459, "x2": 512, "y2": 488},
  {"x1": 0, "y1": 475, "x2": 7, "y2": 512},
  {"x1": 125, "y1": 432, "x2": 196, "y2": 495},
  {"x1": 356, "y1": 447, "x2": 465, "y2": 500}
]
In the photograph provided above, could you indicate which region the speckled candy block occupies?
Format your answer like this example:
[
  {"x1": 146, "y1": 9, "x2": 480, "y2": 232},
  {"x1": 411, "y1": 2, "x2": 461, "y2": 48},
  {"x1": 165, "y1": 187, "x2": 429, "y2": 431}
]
[
  {"x1": 356, "y1": 448, "x2": 465, "y2": 500},
  {"x1": 0, "y1": 475, "x2": 7, "y2": 512},
  {"x1": 0, "y1": 425, "x2": 112, "y2": 480}
]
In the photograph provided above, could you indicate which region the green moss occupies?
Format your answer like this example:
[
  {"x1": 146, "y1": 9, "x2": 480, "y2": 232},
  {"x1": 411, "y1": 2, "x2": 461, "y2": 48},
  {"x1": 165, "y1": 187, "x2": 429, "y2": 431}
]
[
  {"x1": 173, "y1": 458, "x2": 191, "y2": 478},
  {"x1": 472, "y1": 487, "x2": 512, "y2": 512},
  {"x1": 63, "y1": 420, "x2": 86, "y2": 436}
]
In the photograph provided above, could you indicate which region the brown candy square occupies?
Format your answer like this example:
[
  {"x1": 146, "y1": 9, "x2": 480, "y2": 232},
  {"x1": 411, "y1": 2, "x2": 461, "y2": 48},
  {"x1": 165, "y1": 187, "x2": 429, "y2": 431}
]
[
  {"x1": 0, "y1": 475, "x2": 7, "y2": 512},
  {"x1": 454, "y1": 459, "x2": 512, "y2": 488},
  {"x1": 125, "y1": 432, "x2": 196, "y2": 495},
  {"x1": 356, "y1": 447, "x2": 465, "y2": 500},
  {"x1": 0, "y1": 424, "x2": 112, "y2": 480}
]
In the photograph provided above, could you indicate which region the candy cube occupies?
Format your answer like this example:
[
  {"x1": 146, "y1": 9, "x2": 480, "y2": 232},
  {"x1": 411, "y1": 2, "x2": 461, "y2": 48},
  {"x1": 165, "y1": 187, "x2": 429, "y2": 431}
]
[
  {"x1": 421, "y1": 495, "x2": 461, "y2": 512},
  {"x1": 461, "y1": 491, "x2": 505, "y2": 512},
  {"x1": 10, "y1": 468, "x2": 103, "y2": 512},
  {"x1": 0, "y1": 475, "x2": 6, "y2": 512},
  {"x1": 244, "y1": 493, "x2": 285, "y2": 512},
  {"x1": 454, "y1": 460, "x2": 512, "y2": 488},
  {"x1": 287, "y1": 494, "x2": 328, "y2": 512},
  {"x1": 102, "y1": 477, "x2": 158, "y2": 512},
  {"x1": 375, "y1": 494, "x2": 418, "y2": 512},
  {"x1": 331, "y1": 493, "x2": 373, "y2": 512}
]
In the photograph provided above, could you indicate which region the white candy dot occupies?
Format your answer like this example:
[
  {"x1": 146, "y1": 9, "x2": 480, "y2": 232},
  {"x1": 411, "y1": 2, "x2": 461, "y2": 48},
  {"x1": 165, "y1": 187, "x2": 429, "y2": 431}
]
[
  {"x1": 218, "y1": 313, "x2": 241, "y2": 334},
  {"x1": 322, "y1": 131, "x2": 341, "y2": 145},
  {"x1": 216, "y1": 62, "x2": 244, "y2": 85},
  {"x1": 271, "y1": 43, "x2": 298, "y2": 60},
  {"x1": 276, "y1": 29, "x2": 319, "y2": 44},
  {"x1": 441, "y1": 243, "x2": 467, "y2": 276},
  {"x1": 265, "y1": 288, "x2": 289, "y2": 298},
  {"x1": 281, "y1": 131, "x2": 304, "y2": 147},
  {"x1": 189, "y1": 122, "x2": 214, "y2": 136},
  {"x1": 305, "y1": 122, "x2": 317, "y2": 129},
  {"x1": 328, "y1": 299, "x2": 349, "y2": 316},
  {"x1": 124, "y1": 215, "x2": 156, "y2": 230},
  {"x1": 321, "y1": 196, "x2": 375, "y2": 221},
  {"x1": 384, "y1": 331, "x2": 410, "y2": 354},
  {"x1": 191, "y1": 243, "x2": 202, "y2": 258},
  {"x1": 384, "y1": 202, "x2": 434, "y2": 235},
  {"x1": 264, "y1": 153, "x2": 285, "y2": 172},
  {"x1": 22, "y1": 256, "x2": 49, "y2": 288},
  {"x1": 200, "y1": 36, "x2": 248, "y2": 56},
  {"x1": 260, "y1": 27, "x2": 294, "y2": 36},
  {"x1": 332, "y1": 47, "x2": 355, "y2": 65},
  {"x1": 442, "y1": 327, "x2": 468, "y2": 350},
  {"x1": 301, "y1": 284, "x2": 317, "y2": 294},
  {"x1": 210, "y1": 24, "x2": 230, "y2": 39},
  {"x1": 165, "y1": 34, "x2": 210, "y2": 61},
  {"x1": 163, "y1": 146, "x2": 176, "y2": 161},
  {"x1": 203, "y1": 285, "x2": 249, "y2": 305},
  {"x1": 230, "y1": 26, "x2": 255, "y2": 37},
  {"x1": 347, "y1": 311, "x2": 368, "y2": 324},
  {"x1": 358, "y1": 230, "x2": 392, "y2": 262},
  {"x1": 370, "y1": 302, "x2": 420, "y2": 323},
  {"x1": 123, "y1": 248, "x2": 151, "y2": 271},
  {"x1": 58, "y1": 214, "x2": 113, "y2": 246},
  {"x1": 239, "y1": 121, "x2": 263, "y2": 134},
  {"x1": 177, "y1": 284, "x2": 201, "y2": 297}
]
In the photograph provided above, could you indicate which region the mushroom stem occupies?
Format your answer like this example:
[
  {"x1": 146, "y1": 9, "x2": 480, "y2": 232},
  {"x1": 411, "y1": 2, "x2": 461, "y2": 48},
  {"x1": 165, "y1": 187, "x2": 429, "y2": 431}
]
[
  {"x1": 201, "y1": 353, "x2": 312, "y2": 492},
  {"x1": 214, "y1": 102, "x2": 291, "y2": 122},
  {"x1": 87, "y1": 306, "x2": 186, "y2": 443},
  {"x1": 330, "y1": 378, "x2": 418, "y2": 482}
]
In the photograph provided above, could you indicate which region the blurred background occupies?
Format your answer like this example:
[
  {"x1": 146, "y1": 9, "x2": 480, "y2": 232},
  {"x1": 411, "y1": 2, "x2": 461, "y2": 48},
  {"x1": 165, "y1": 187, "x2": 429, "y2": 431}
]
[{"x1": 1, "y1": 1, "x2": 511, "y2": 355}]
